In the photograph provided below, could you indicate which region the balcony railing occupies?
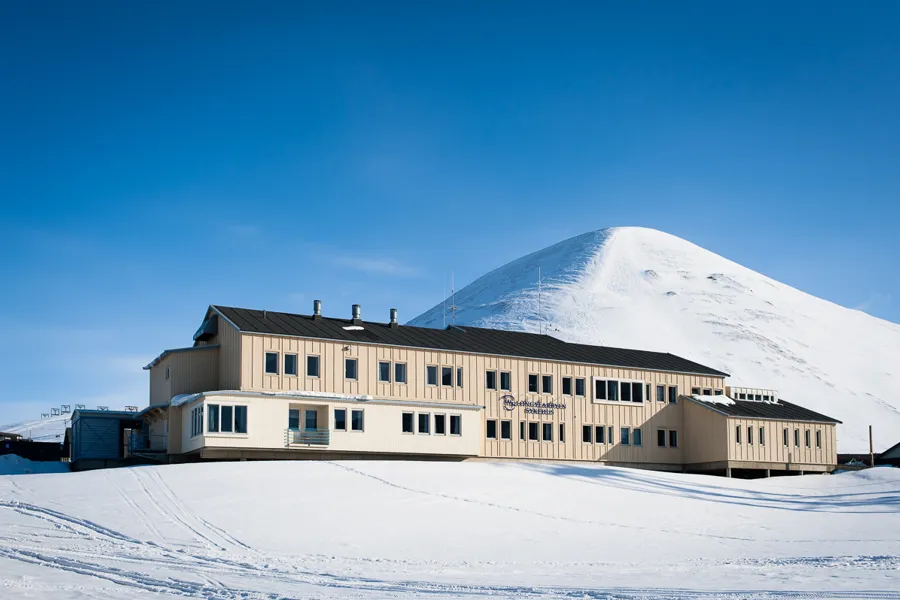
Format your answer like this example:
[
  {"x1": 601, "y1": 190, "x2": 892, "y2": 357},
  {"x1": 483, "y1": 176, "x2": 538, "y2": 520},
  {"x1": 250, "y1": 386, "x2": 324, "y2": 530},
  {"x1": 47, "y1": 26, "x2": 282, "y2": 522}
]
[{"x1": 285, "y1": 428, "x2": 330, "y2": 446}]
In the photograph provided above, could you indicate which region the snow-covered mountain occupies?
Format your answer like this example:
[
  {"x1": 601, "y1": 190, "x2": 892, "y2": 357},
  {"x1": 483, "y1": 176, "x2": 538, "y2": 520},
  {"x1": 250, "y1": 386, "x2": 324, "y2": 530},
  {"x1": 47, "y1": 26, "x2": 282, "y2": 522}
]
[
  {"x1": 1, "y1": 413, "x2": 69, "y2": 442},
  {"x1": 411, "y1": 227, "x2": 900, "y2": 453}
]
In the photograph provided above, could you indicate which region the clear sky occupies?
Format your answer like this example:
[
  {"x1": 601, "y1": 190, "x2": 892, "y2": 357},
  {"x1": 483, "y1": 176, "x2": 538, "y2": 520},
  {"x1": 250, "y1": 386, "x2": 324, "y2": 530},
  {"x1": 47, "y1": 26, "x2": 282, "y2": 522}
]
[{"x1": 1, "y1": 1, "x2": 898, "y2": 424}]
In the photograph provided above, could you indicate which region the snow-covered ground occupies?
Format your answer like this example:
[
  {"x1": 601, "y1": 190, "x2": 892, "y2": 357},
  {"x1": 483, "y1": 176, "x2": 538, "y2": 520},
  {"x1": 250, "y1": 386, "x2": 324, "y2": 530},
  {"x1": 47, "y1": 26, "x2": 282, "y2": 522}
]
[
  {"x1": 411, "y1": 227, "x2": 900, "y2": 453},
  {"x1": 1, "y1": 413, "x2": 70, "y2": 443},
  {"x1": 0, "y1": 455, "x2": 69, "y2": 476},
  {"x1": 1, "y1": 461, "x2": 898, "y2": 598}
]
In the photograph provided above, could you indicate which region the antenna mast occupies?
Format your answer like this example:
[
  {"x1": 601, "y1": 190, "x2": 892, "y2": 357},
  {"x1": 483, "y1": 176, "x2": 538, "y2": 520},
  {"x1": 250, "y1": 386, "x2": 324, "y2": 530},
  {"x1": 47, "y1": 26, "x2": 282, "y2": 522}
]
[
  {"x1": 449, "y1": 271, "x2": 458, "y2": 326},
  {"x1": 538, "y1": 266, "x2": 542, "y2": 335}
]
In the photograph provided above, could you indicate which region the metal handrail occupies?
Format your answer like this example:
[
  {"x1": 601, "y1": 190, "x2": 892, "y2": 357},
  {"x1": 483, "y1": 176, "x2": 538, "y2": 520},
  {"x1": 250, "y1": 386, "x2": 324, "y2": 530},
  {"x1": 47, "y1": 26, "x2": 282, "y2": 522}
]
[{"x1": 285, "y1": 428, "x2": 330, "y2": 446}]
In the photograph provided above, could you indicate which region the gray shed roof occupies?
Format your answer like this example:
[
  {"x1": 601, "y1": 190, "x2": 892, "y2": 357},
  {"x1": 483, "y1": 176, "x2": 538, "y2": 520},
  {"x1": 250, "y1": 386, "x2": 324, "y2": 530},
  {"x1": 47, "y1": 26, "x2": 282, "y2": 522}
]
[{"x1": 687, "y1": 396, "x2": 841, "y2": 424}]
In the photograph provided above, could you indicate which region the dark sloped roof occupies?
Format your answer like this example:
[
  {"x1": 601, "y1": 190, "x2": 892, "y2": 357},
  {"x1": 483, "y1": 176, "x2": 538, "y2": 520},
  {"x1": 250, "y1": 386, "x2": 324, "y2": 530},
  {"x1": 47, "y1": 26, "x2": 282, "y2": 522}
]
[
  {"x1": 211, "y1": 305, "x2": 729, "y2": 377},
  {"x1": 687, "y1": 396, "x2": 841, "y2": 424}
]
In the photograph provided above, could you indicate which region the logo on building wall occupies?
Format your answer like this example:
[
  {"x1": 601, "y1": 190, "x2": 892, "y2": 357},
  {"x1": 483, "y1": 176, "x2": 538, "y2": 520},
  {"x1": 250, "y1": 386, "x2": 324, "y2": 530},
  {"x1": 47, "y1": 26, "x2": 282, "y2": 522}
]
[{"x1": 500, "y1": 394, "x2": 566, "y2": 415}]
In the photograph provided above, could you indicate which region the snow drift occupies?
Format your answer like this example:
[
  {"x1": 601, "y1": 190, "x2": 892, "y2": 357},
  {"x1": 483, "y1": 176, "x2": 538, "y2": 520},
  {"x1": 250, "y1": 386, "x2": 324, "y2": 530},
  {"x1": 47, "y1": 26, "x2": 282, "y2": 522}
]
[{"x1": 411, "y1": 227, "x2": 900, "y2": 453}]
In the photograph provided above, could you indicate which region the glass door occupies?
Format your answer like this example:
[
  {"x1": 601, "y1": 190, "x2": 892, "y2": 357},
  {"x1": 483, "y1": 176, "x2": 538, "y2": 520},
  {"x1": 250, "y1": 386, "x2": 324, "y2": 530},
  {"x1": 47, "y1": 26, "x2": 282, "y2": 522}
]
[{"x1": 305, "y1": 409, "x2": 318, "y2": 431}]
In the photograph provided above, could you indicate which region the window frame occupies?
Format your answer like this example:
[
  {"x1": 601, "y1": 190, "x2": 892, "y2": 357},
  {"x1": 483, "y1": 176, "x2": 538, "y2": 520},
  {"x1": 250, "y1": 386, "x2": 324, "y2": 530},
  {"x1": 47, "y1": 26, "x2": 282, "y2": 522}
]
[
  {"x1": 668, "y1": 386, "x2": 678, "y2": 404},
  {"x1": 805, "y1": 429, "x2": 811, "y2": 448},
  {"x1": 486, "y1": 419, "x2": 497, "y2": 440},
  {"x1": 759, "y1": 426, "x2": 765, "y2": 446},
  {"x1": 559, "y1": 423, "x2": 565, "y2": 443},
  {"x1": 748, "y1": 426, "x2": 754, "y2": 446},
  {"x1": 668, "y1": 430, "x2": 678, "y2": 448},
  {"x1": 207, "y1": 404, "x2": 220, "y2": 433},
  {"x1": 657, "y1": 428, "x2": 667, "y2": 447},
  {"x1": 783, "y1": 427, "x2": 789, "y2": 447},
  {"x1": 528, "y1": 421, "x2": 539, "y2": 442},
  {"x1": 633, "y1": 427, "x2": 642, "y2": 447},
  {"x1": 620, "y1": 427, "x2": 630, "y2": 446},
  {"x1": 306, "y1": 355, "x2": 320, "y2": 378},
  {"x1": 394, "y1": 362, "x2": 407, "y2": 384},
  {"x1": 500, "y1": 419, "x2": 512, "y2": 440},
  {"x1": 656, "y1": 385, "x2": 666, "y2": 403},
  {"x1": 582, "y1": 425, "x2": 592, "y2": 443},
  {"x1": 499, "y1": 371, "x2": 511, "y2": 391},
  {"x1": 485, "y1": 370, "x2": 498, "y2": 391},
  {"x1": 528, "y1": 374, "x2": 539, "y2": 393},
  {"x1": 592, "y1": 378, "x2": 646, "y2": 404},
  {"x1": 596, "y1": 425, "x2": 606, "y2": 444},
  {"x1": 575, "y1": 378, "x2": 586, "y2": 397},
  {"x1": 344, "y1": 358, "x2": 358, "y2": 381},
  {"x1": 350, "y1": 409, "x2": 364, "y2": 432},
  {"x1": 401, "y1": 412, "x2": 414, "y2": 434},
  {"x1": 449, "y1": 414, "x2": 462, "y2": 436},
  {"x1": 334, "y1": 408, "x2": 347, "y2": 431},
  {"x1": 519, "y1": 421, "x2": 526, "y2": 441},
  {"x1": 441, "y1": 366, "x2": 453, "y2": 387},
  {"x1": 542, "y1": 422, "x2": 553, "y2": 442},
  {"x1": 418, "y1": 412, "x2": 431, "y2": 434},
  {"x1": 426, "y1": 365, "x2": 438, "y2": 386},
  {"x1": 265, "y1": 352, "x2": 279, "y2": 375},
  {"x1": 816, "y1": 430, "x2": 822, "y2": 449},
  {"x1": 378, "y1": 361, "x2": 391, "y2": 383},
  {"x1": 541, "y1": 375, "x2": 553, "y2": 394},
  {"x1": 456, "y1": 367, "x2": 464, "y2": 388},
  {"x1": 434, "y1": 413, "x2": 447, "y2": 435},
  {"x1": 207, "y1": 403, "x2": 248, "y2": 436},
  {"x1": 284, "y1": 353, "x2": 298, "y2": 376},
  {"x1": 562, "y1": 376, "x2": 573, "y2": 396},
  {"x1": 735, "y1": 424, "x2": 742, "y2": 444}
]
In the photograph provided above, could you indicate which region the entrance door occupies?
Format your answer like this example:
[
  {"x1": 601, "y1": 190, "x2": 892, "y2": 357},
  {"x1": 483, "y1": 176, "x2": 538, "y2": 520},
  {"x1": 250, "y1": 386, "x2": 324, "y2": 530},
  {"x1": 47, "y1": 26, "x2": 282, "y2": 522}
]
[{"x1": 305, "y1": 410, "x2": 318, "y2": 431}]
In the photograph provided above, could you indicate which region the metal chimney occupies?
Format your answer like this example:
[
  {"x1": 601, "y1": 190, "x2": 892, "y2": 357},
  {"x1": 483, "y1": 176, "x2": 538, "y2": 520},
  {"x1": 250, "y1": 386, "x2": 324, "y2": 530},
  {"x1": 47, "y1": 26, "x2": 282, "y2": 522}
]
[
  {"x1": 313, "y1": 299, "x2": 322, "y2": 320},
  {"x1": 351, "y1": 304, "x2": 361, "y2": 324},
  {"x1": 389, "y1": 308, "x2": 399, "y2": 328}
]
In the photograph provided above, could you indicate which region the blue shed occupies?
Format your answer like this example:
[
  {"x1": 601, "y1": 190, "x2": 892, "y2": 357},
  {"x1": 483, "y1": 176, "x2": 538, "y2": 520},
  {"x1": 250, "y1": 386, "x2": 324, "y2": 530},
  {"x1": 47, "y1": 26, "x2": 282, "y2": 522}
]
[{"x1": 70, "y1": 409, "x2": 144, "y2": 471}]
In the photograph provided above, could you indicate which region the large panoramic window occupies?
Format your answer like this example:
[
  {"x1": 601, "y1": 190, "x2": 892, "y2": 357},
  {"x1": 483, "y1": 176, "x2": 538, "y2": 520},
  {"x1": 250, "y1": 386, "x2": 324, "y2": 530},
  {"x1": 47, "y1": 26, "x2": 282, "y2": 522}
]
[
  {"x1": 207, "y1": 404, "x2": 219, "y2": 433},
  {"x1": 500, "y1": 420, "x2": 511, "y2": 440},
  {"x1": 542, "y1": 375, "x2": 553, "y2": 394},
  {"x1": 562, "y1": 377, "x2": 572, "y2": 396},
  {"x1": 575, "y1": 378, "x2": 585, "y2": 396},
  {"x1": 419, "y1": 413, "x2": 431, "y2": 434},
  {"x1": 528, "y1": 374, "x2": 539, "y2": 393},
  {"x1": 435, "y1": 414, "x2": 447, "y2": 435},
  {"x1": 221, "y1": 406, "x2": 233, "y2": 433},
  {"x1": 378, "y1": 361, "x2": 391, "y2": 383},
  {"x1": 485, "y1": 419, "x2": 497, "y2": 439},
  {"x1": 345, "y1": 358, "x2": 358, "y2": 380},
  {"x1": 426, "y1": 365, "x2": 438, "y2": 386},
  {"x1": 265, "y1": 352, "x2": 279, "y2": 375},
  {"x1": 402, "y1": 412, "x2": 414, "y2": 433},
  {"x1": 528, "y1": 422, "x2": 539, "y2": 441},
  {"x1": 351, "y1": 409, "x2": 364, "y2": 432},
  {"x1": 307, "y1": 355, "x2": 320, "y2": 377},
  {"x1": 500, "y1": 371, "x2": 511, "y2": 391},
  {"x1": 395, "y1": 362, "x2": 407, "y2": 384},
  {"x1": 450, "y1": 415, "x2": 462, "y2": 436},
  {"x1": 582, "y1": 425, "x2": 592, "y2": 443},
  {"x1": 442, "y1": 366, "x2": 453, "y2": 387},
  {"x1": 284, "y1": 354, "x2": 298, "y2": 376},
  {"x1": 542, "y1": 423, "x2": 553, "y2": 442},
  {"x1": 485, "y1": 370, "x2": 497, "y2": 390}
]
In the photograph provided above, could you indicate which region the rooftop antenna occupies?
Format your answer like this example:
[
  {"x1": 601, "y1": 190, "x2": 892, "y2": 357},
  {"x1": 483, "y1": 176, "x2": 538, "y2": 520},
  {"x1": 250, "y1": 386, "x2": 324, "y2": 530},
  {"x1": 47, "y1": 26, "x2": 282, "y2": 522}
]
[{"x1": 538, "y1": 266, "x2": 542, "y2": 335}]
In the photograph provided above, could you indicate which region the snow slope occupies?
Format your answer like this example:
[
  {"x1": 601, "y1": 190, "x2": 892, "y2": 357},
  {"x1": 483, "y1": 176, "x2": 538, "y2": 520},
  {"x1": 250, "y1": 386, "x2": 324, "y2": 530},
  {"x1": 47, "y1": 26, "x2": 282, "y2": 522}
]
[
  {"x1": 411, "y1": 227, "x2": 900, "y2": 453},
  {"x1": 0, "y1": 455, "x2": 69, "y2": 475},
  {"x1": 1, "y1": 414, "x2": 69, "y2": 443},
  {"x1": 1, "y1": 461, "x2": 898, "y2": 599}
]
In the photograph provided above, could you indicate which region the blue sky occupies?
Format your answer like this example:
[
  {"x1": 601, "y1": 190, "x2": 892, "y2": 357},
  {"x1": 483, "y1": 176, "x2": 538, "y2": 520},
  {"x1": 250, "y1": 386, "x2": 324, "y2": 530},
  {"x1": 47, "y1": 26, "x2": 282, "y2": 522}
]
[{"x1": 1, "y1": 1, "x2": 898, "y2": 423}]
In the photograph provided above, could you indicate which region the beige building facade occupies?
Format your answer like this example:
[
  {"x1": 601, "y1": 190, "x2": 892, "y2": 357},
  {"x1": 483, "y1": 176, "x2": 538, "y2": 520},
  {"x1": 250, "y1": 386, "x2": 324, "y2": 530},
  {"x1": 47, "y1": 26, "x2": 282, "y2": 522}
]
[{"x1": 138, "y1": 304, "x2": 841, "y2": 476}]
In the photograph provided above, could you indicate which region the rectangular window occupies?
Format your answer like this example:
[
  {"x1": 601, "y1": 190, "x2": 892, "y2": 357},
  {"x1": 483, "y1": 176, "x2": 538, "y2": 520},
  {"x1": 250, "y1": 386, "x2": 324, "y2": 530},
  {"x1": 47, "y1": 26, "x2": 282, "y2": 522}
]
[
  {"x1": 596, "y1": 425, "x2": 605, "y2": 444},
  {"x1": 714, "y1": 389, "x2": 723, "y2": 396},
  {"x1": 528, "y1": 374, "x2": 539, "y2": 393},
  {"x1": 762, "y1": 395, "x2": 770, "y2": 401},
  {"x1": 457, "y1": 367, "x2": 464, "y2": 388},
  {"x1": 656, "y1": 385, "x2": 666, "y2": 403},
  {"x1": 520, "y1": 421, "x2": 526, "y2": 441},
  {"x1": 783, "y1": 428, "x2": 789, "y2": 446},
  {"x1": 735, "y1": 424, "x2": 741, "y2": 444},
  {"x1": 500, "y1": 371, "x2": 511, "y2": 391},
  {"x1": 595, "y1": 379, "x2": 607, "y2": 401},
  {"x1": 542, "y1": 375, "x2": 553, "y2": 394},
  {"x1": 575, "y1": 378, "x2": 585, "y2": 396},
  {"x1": 703, "y1": 389, "x2": 712, "y2": 396},
  {"x1": 621, "y1": 381, "x2": 632, "y2": 402},
  {"x1": 631, "y1": 382, "x2": 643, "y2": 403},
  {"x1": 288, "y1": 408, "x2": 300, "y2": 430},
  {"x1": 305, "y1": 409, "x2": 317, "y2": 430},
  {"x1": 669, "y1": 386, "x2": 678, "y2": 403},
  {"x1": 608, "y1": 426, "x2": 614, "y2": 445},
  {"x1": 607, "y1": 380, "x2": 619, "y2": 401},
  {"x1": 633, "y1": 428, "x2": 642, "y2": 447},
  {"x1": 559, "y1": 423, "x2": 565, "y2": 443},
  {"x1": 345, "y1": 358, "x2": 358, "y2": 380},
  {"x1": 402, "y1": 412, "x2": 414, "y2": 433},
  {"x1": 351, "y1": 409, "x2": 364, "y2": 432},
  {"x1": 419, "y1": 413, "x2": 431, "y2": 434},
  {"x1": 691, "y1": 387, "x2": 701, "y2": 395},
  {"x1": 528, "y1": 422, "x2": 539, "y2": 441},
  {"x1": 562, "y1": 377, "x2": 572, "y2": 396},
  {"x1": 669, "y1": 430, "x2": 678, "y2": 448},
  {"x1": 755, "y1": 394, "x2": 762, "y2": 401},
  {"x1": 234, "y1": 406, "x2": 247, "y2": 434},
  {"x1": 441, "y1": 366, "x2": 453, "y2": 387},
  {"x1": 582, "y1": 425, "x2": 592, "y2": 443},
  {"x1": 378, "y1": 361, "x2": 391, "y2": 383},
  {"x1": 221, "y1": 406, "x2": 233, "y2": 433},
  {"x1": 426, "y1": 365, "x2": 438, "y2": 386},
  {"x1": 450, "y1": 415, "x2": 462, "y2": 435},
  {"x1": 794, "y1": 428, "x2": 800, "y2": 447},
  {"x1": 395, "y1": 362, "x2": 407, "y2": 384},
  {"x1": 748, "y1": 426, "x2": 754, "y2": 445},
  {"x1": 542, "y1": 422, "x2": 553, "y2": 442},
  {"x1": 208, "y1": 404, "x2": 220, "y2": 433},
  {"x1": 500, "y1": 420, "x2": 511, "y2": 440},
  {"x1": 657, "y1": 429, "x2": 666, "y2": 447},
  {"x1": 816, "y1": 430, "x2": 822, "y2": 448},
  {"x1": 620, "y1": 427, "x2": 630, "y2": 445},
  {"x1": 435, "y1": 414, "x2": 446, "y2": 435},
  {"x1": 805, "y1": 429, "x2": 811, "y2": 448},
  {"x1": 284, "y1": 354, "x2": 298, "y2": 376},
  {"x1": 334, "y1": 409, "x2": 347, "y2": 431},
  {"x1": 759, "y1": 426, "x2": 765, "y2": 446},
  {"x1": 486, "y1": 419, "x2": 497, "y2": 439},
  {"x1": 485, "y1": 370, "x2": 497, "y2": 390},
  {"x1": 265, "y1": 352, "x2": 279, "y2": 375},
  {"x1": 307, "y1": 355, "x2": 320, "y2": 377}
]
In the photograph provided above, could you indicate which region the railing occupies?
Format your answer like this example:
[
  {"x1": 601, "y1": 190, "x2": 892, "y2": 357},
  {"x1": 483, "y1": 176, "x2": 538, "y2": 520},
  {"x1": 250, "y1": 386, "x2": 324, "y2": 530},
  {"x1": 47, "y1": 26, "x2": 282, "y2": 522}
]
[
  {"x1": 285, "y1": 428, "x2": 330, "y2": 446},
  {"x1": 127, "y1": 431, "x2": 168, "y2": 455}
]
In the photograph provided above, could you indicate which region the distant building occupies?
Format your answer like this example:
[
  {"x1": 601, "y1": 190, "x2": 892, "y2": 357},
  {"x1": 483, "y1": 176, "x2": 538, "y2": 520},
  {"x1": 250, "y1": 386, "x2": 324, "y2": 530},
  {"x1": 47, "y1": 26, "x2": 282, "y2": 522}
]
[
  {"x1": 878, "y1": 441, "x2": 900, "y2": 467},
  {"x1": 95, "y1": 302, "x2": 838, "y2": 477}
]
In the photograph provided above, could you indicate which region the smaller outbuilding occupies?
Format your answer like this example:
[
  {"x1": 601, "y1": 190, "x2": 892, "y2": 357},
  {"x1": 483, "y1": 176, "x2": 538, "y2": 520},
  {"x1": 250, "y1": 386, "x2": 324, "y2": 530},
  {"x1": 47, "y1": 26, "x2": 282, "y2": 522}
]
[{"x1": 70, "y1": 409, "x2": 144, "y2": 472}]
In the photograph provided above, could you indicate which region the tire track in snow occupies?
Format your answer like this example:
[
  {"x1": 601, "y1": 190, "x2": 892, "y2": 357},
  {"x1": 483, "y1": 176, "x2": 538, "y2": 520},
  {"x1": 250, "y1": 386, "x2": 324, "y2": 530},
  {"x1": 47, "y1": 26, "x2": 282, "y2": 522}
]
[{"x1": 105, "y1": 470, "x2": 164, "y2": 541}]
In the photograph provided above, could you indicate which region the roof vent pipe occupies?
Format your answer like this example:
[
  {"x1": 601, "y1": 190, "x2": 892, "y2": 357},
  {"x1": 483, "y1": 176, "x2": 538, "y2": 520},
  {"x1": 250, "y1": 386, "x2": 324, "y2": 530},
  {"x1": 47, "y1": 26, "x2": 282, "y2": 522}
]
[
  {"x1": 390, "y1": 308, "x2": 399, "y2": 328},
  {"x1": 351, "y1": 304, "x2": 361, "y2": 324},
  {"x1": 313, "y1": 299, "x2": 322, "y2": 320}
]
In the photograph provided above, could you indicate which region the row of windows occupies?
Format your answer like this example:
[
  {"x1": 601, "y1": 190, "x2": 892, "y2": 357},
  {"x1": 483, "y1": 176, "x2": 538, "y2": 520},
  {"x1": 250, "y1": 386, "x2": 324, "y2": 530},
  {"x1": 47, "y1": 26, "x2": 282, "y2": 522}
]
[
  {"x1": 736, "y1": 393, "x2": 773, "y2": 401},
  {"x1": 579, "y1": 426, "x2": 677, "y2": 448},
  {"x1": 401, "y1": 412, "x2": 463, "y2": 435},
  {"x1": 691, "y1": 387, "x2": 725, "y2": 396},
  {"x1": 288, "y1": 408, "x2": 364, "y2": 432},
  {"x1": 736, "y1": 426, "x2": 822, "y2": 449},
  {"x1": 426, "y1": 365, "x2": 464, "y2": 387},
  {"x1": 191, "y1": 404, "x2": 248, "y2": 437},
  {"x1": 265, "y1": 352, "x2": 322, "y2": 377},
  {"x1": 486, "y1": 419, "x2": 566, "y2": 443}
]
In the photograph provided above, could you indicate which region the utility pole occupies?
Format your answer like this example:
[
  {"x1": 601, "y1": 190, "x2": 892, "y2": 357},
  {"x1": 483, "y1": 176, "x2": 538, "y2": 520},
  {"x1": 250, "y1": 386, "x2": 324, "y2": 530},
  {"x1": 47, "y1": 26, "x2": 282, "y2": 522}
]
[{"x1": 870, "y1": 425, "x2": 875, "y2": 468}]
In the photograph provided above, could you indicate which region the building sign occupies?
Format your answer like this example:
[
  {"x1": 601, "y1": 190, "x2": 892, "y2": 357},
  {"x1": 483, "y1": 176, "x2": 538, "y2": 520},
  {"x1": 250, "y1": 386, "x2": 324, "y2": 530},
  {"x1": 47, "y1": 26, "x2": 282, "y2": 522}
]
[{"x1": 501, "y1": 394, "x2": 566, "y2": 415}]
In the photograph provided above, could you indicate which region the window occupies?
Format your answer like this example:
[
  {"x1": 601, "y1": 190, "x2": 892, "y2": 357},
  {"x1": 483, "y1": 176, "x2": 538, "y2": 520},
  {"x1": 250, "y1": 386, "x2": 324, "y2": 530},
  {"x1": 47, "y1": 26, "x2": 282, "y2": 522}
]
[
  {"x1": 208, "y1": 404, "x2": 220, "y2": 433},
  {"x1": 345, "y1": 358, "x2": 358, "y2": 380},
  {"x1": 794, "y1": 428, "x2": 800, "y2": 447},
  {"x1": 633, "y1": 428, "x2": 642, "y2": 447},
  {"x1": 450, "y1": 415, "x2": 462, "y2": 435},
  {"x1": 378, "y1": 361, "x2": 391, "y2": 383},
  {"x1": 691, "y1": 387, "x2": 701, "y2": 395},
  {"x1": 334, "y1": 409, "x2": 347, "y2": 431},
  {"x1": 607, "y1": 380, "x2": 619, "y2": 401},
  {"x1": 783, "y1": 428, "x2": 789, "y2": 446},
  {"x1": 562, "y1": 377, "x2": 572, "y2": 396},
  {"x1": 669, "y1": 430, "x2": 678, "y2": 448},
  {"x1": 735, "y1": 424, "x2": 741, "y2": 444},
  {"x1": 307, "y1": 355, "x2": 320, "y2": 377},
  {"x1": 816, "y1": 430, "x2": 822, "y2": 449},
  {"x1": 500, "y1": 371, "x2": 511, "y2": 391},
  {"x1": 575, "y1": 378, "x2": 585, "y2": 396},
  {"x1": 486, "y1": 419, "x2": 497, "y2": 439},
  {"x1": 485, "y1": 370, "x2": 497, "y2": 390},
  {"x1": 441, "y1": 366, "x2": 453, "y2": 387},
  {"x1": 419, "y1": 413, "x2": 431, "y2": 434},
  {"x1": 284, "y1": 354, "x2": 297, "y2": 376},
  {"x1": 457, "y1": 367, "x2": 464, "y2": 388},
  {"x1": 559, "y1": 423, "x2": 565, "y2": 443},
  {"x1": 596, "y1": 425, "x2": 605, "y2": 444},
  {"x1": 759, "y1": 426, "x2": 765, "y2": 446},
  {"x1": 657, "y1": 429, "x2": 666, "y2": 447},
  {"x1": 805, "y1": 429, "x2": 811, "y2": 448},
  {"x1": 669, "y1": 386, "x2": 678, "y2": 404},
  {"x1": 748, "y1": 426, "x2": 753, "y2": 445},
  {"x1": 435, "y1": 414, "x2": 446, "y2": 435},
  {"x1": 234, "y1": 406, "x2": 247, "y2": 434},
  {"x1": 656, "y1": 385, "x2": 666, "y2": 403},
  {"x1": 631, "y1": 382, "x2": 643, "y2": 403},
  {"x1": 191, "y1": 405, "x2": 204, "y2": 437},
  {"x1": 402, "y1": 412, "x2": 414, "y2": 433},
  {"x1": 542, "y1": 375, "x2": 553, "y2": 394},
  {"x1": 646, "y1": 383, "x2": 651, "y2": 401},
  {"x1": 762, "y1": 395, "x2": 770, "y2": 401},
  {"x1": 739, "y1": 393, "x2": 747, "y2": 400},
  {"x1": 528, "y1": 374, "x2": 539, "y2": 393},
  {"x1": 395, "y1": 362, "x2": 407, "y2": 384},
  {"x1": 703, "y1": 389, "x2": 712, "y2": 396},
  {"x1": 620, "y1": 427, "x2": 630, "y2": 445},
  {"x1": 528, "y1": 422, "x2": 539, "y2": 441},
  {"x1": 426, "y1": 365, "x2": 438, "y2": 386},
  {"x1": 265, "y1": 352, "x2": 279, "y2": 375},
  {"x1": 714, "y1": 389, "x2": 723, "y2": 396},
  {"x1": 221, "y1": 406, "x2": 233, "y2": 433},
  {"x1": 520, "y1": 421, "x2": 526, "y2": 441},
  {"x1": 351, "y1": 409, "x2": 364, "y2": 432},
  {"x1": 608, "y1": 426, "x2": 614, "y2": 445},
  {"x1": 165, "y1": 366, "x2": 170, "y2": 380},
  {"x1": 582, "y1": 425, "x2": 592, "y2": 443},
  {"x1": 500, "y1": 420, "x2": 511, "y2": 440},
  {"x1": 755, "y1": 394, "x2": 762, "y2": 401},
  {"x1": 542, "y1": 422, "x2": 553, "y2": 442},
  {"x1": 595, "y1": 379, "x2": 607, "y2": 401},
  {"x1": 621, "y1": 382, "x2": 631, "y2": 402},
  {"x1": 288, "y1": 408, "x2": 299, "y2": 430}
]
